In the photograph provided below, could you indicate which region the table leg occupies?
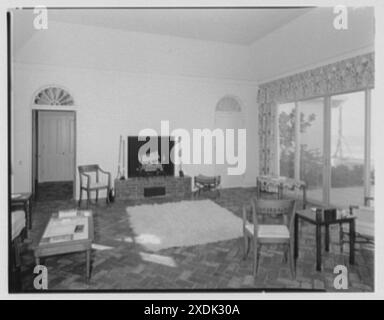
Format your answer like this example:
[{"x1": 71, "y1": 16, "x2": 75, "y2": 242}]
[
  {"x1": 278, "y1": 183, "x2": 283, "y2": 199},
  {"x1": 316, "y1": 223, "x2": 322, "y2": 271},
  {"x1": 302, "y1": 186, "x2": 307, "y2": 209},
  {"x1": 24, "y1": 201, "x2": 29, "y2": 238},
  {"x1": 256, "y1": 179, "x2": 260, "y2": 199},
  {"x1": 28, "y1": 198, "x2": 32, "y2": 229},
  {"x1": 86, "y1": 249, "x2": 91, "y2": 280},
  {"x1": 294, "y1": 215, "x2": 299, "y2": 260},
  {"x1": 349, "y1": 220, "x2": 355, "y2": 265},
  {"x1": 325, "y1": 223, "x2": 330, "y2": 252}
]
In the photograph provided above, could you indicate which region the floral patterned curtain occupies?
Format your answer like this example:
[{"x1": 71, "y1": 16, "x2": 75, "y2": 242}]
[
  {"x1": 257, "y1": 52, "x2": 374, "y2": 175},
  {"x1": 258, "y1": 101, "x2": 278, "y2": 175}
]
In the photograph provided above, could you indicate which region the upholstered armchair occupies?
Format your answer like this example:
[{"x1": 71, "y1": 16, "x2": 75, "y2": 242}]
[{"x1": 78, "y1": 164, "x2": 111, "y2": 208}]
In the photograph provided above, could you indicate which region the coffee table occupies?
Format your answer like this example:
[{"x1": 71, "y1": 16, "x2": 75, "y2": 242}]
[
  {"x1": 294, "y1": 208, "x2": 356, "y2": 271},
  {"x1": 34, "y1": 210, "x2": 94, "y2": 280}
]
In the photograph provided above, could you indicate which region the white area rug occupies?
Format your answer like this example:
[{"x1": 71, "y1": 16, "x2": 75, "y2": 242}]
[{"x1": 126, "y1": 200, "x2": 243, "y2": 252}]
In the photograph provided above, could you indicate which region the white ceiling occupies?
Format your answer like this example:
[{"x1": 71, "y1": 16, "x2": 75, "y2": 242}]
[{"x1": 13, "y1": 7, "x2": 313, "y2": 46}]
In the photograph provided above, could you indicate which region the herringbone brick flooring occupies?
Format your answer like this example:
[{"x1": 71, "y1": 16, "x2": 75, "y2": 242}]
[{"x1": 17, "y1": 188, "x2": 374, "y2": 292}]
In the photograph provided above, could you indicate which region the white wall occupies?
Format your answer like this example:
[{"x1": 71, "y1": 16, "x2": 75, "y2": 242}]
[
  {"x1": 12, "y1": 63, "x2": 259, "y2": 197},
  {"x1": 15, "y1": 20, "x2": 253, "y2": 81}
]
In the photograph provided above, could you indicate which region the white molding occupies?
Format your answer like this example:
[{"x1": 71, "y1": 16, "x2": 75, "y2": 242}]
[{"x1": 13, "y1": 61, "x2": 259, "y2": 88}]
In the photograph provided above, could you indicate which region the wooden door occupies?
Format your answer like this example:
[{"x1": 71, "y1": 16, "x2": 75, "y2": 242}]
[{"x1": 38, "y1": 111, "x2": 75, "y2": 182}]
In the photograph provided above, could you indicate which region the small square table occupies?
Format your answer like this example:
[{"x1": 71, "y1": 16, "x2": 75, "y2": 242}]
[
  {"x1": 294, "y1": 208, "x2": 356, "y2": 271},
  {"x1": 11, "y1": 192, "x2": 32, "y2": 234},
  {"x1": 35, "y1": 210, "x2": 94, "y2": 280}
]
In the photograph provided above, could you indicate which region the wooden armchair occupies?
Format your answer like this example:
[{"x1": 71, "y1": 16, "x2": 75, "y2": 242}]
[
  {"x1": 78, "y1": 164, "x2": 111, "y2": 208},
  {"x1": 242, "y1": 198, "x2": 296, "y2": 278}
]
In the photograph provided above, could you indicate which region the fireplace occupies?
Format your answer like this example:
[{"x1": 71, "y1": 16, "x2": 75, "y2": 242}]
[{"x1": 127, "y1": 136, "x2": 175, "y2": 178}]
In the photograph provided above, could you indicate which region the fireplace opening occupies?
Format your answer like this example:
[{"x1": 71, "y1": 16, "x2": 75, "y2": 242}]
[
  {"x1": 127, "y1": 136, "x2": 175, "y2": 178},
  {"x1": 144, "y1": 186, "x2": 166, "y2": 197}
]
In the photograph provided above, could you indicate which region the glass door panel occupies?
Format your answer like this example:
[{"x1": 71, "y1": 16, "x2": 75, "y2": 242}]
[
  {"x1": 298, "y1": 98, "x2": 324, "y2": 203},
  {"x1": 330, "y1": 92, "x2": 365, "y2": 207}
]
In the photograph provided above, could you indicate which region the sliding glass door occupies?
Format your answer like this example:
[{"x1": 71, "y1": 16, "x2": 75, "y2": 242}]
[
  {"x1": 298, "y1": 98, "x2": 324, "y2": 203},
  {"x1": 330, "y1": 92, "x2": 365, "y2": 207},
  {"x1": 277, "y1": 90, "x2": 373, "y2": 207}
]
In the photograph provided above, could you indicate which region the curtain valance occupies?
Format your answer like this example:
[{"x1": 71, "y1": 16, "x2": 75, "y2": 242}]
[{"x1": 257, "y1": 53, "x2": 374, "y2": 105}]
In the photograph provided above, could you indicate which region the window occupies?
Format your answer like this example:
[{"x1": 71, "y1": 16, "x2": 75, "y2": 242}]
[{"x1": 34, "y1": 86, "x2": 74, "y2": 106}]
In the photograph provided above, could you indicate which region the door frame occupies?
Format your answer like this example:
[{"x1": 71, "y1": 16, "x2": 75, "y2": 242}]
[
  {"x1": 213, "y1": 110, "x2": 245, "y2": 188},
  {"x1": 31, "y1": 108, "x2": 77, "y2": 199}
]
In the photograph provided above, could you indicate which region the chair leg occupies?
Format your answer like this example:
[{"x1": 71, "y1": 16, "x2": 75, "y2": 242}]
[
  {"x1": 86, "y1": 190, "x2": 90, "y2": 209},
  {"x1": 289, "y1": 243, "x2": 296, "y2": 279},
  {"x1": 96, "y1": 190, "x2": 99, "y2": 203},
  {"x1": 283, "y1": 246, "x2": 288, "y2": 263},
  {"x1": 106, "y1": 188, "x2": 110, "y2": 204},
  {"x1": 253, "y1": 243, "x2": 260, "y2": 277},
  {"x1": 13, "y1": 237, "x2": 22, "y2": 268},
  {"x1": 339, "y1": 223, "x2": 344, "y2": 253},
  {"x1": 78, "y1": 189, "x2": 83, "y2": 208},
  {"x1": 243, "y1": 235, "x2": 249, "y2": 260}
]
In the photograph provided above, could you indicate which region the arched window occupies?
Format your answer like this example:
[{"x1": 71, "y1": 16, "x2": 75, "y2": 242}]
[
  {"x1": 215, "y1": 96, "x2": 242, "y2": 112},
  {"x1": 34, "y1": 86, "x2": 74, "y2": 106}
]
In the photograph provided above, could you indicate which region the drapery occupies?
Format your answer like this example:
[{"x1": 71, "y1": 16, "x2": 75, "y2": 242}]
[{"x1": 257, "y1": 52, "x2": 374, "y2": 175}]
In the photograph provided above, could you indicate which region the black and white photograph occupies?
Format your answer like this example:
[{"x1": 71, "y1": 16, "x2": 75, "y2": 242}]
[{"x1": 2, "y1": 0, "x2": 383, "y2": 299}]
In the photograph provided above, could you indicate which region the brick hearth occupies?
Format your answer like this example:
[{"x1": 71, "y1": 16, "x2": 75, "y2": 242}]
[{"x1": 114, "y1": 176, "x2": 192, "y2": 200}]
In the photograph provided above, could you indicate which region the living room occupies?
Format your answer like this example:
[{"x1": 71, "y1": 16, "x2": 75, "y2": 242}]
[{"x1": 9, "y1": 6, "x2": 375, "y2": 293}]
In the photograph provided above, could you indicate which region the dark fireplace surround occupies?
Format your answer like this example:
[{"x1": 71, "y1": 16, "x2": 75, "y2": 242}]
[
  {"x1": 115, "y1": 136, "x2": 191, "y2": 200},
  {"x1": 128, "y1": 136, "x2": 175, "y2": 178}
]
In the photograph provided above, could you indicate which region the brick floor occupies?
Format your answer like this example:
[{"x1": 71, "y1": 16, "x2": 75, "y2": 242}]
[{"x1": 17, "y1": 187, "x2": 374, "y2": 292}]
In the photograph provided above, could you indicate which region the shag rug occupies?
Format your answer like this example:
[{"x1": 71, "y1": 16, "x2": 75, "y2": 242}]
[{"x1": 126, "y1": 200, "x2": 243, "y2": 252}]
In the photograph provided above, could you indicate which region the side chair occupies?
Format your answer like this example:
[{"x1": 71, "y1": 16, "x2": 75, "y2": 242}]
[{"x1": 242, "y1": 198, "x2": 297, "y2": 278}]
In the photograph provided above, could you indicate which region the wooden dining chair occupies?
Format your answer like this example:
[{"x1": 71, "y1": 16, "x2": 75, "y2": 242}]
[
  {"x1": 78, "y1": 164, "x2": 111, "y2": 208},
  {"x1": 242, "y1": 198, "x2": 296, "y2": 278}
]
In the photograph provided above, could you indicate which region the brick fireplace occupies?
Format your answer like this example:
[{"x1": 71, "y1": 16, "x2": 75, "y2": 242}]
[{"x1": 114, "y1": 176, "x2": 192, "y2": 200}]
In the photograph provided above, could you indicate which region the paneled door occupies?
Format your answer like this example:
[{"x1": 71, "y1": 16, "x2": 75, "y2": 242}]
[{"x1": 38, "y1": 111, "x2": 75, "y2": 182}]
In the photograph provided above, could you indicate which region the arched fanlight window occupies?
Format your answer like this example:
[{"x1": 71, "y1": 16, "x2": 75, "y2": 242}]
[
  {"x1": 215, "y1": 96, "x2": 242, "y2": 112},
  {"x1": 34, "y1": 86, "x2": 74, "y2": 106}
]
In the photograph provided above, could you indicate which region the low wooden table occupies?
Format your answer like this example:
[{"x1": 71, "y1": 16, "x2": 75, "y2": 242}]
[
  {"x1": 35, "y1": 210, "x2": 94, "y2": 280},
  {"x1": 294, "y1": 208, "x2": 356, "y2": 271},
  {"x1": 11, "y1": 192, "x2": 32, "y2": 233}
]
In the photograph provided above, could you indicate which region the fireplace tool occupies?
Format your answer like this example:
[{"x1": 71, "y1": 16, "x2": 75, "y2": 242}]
[
  {"x1": 121, "y1": 139, "x2": 126, "y2": 180},
  {"x1": 116, "y1": 135, "x2": 125, "y2": 180}
]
